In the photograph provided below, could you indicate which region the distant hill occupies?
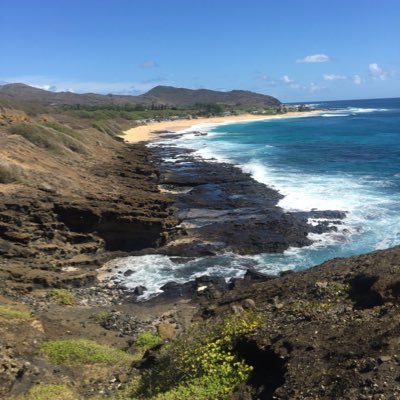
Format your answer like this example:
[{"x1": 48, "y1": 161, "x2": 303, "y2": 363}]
[
  {"x1": 0, "y1": 83, "x2": 280, "y2": 108},
  {"x1": 142, "y1": 86, "x2": 281, "y2": 107},
  {"x1": 0, "y1": 83, "x2": 149, "y2": 106}
]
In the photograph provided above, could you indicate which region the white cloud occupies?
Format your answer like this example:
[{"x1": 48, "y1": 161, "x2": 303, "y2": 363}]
[
  {"x1": 31, "y1": 84, "x2": 59, "y2": 91},
  {"x1": 368, "y1": 63, "x2": 387, "y2": 80},
  {"x1": 353, "y1": 74, "x2": 362, "y2": 85},
  {"x1": 281, "y1": 75, "x2": 300, "y2": 89},
  {"x1": 308, "y1": 82, "x2": 325, "y2": 93},
  {"x1": 254, "y1": 72, "x2": 277, "y2": 86},
  {"x1": 281, "y1": 75, "x2": 294, "y2": 84},
  {"x1": 256, "y1": 73, "x2": 268, "y2": 81},
  {"x1": 296, "y1": 54, "x2": 331, "y2": 63},
  {"x1": 141, "y1": 60, "x2": 159, "y2": 69},
  {"x1": 323, "y1": 74, "x2": 346, "y2": 81},
  {"x1": 0, "y1": 75, "x2": 165, "y2": 95}
]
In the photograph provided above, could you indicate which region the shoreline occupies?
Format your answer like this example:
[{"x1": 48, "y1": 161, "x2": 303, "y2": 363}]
[
  {"x1": 122, "y1": 110, "x2": 322, "y2": 143},
  {"x1": 99, "y1": 140, "x2": 346, "y2": 300}
]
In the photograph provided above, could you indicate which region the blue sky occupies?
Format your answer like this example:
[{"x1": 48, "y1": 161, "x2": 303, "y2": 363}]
[{"x1": 1, "y1": 0, "x2": 399, "y2": 102}]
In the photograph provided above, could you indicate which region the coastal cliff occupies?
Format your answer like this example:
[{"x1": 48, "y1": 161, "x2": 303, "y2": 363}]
[
  {"x1": 1, "y1": 93, "x2": 400, "y2": 399},
  {"x1": 0, "y1": 110, "x2": 178, "y2": 293}
]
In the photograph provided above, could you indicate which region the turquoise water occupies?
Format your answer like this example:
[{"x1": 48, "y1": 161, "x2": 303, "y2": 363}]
[{"x1": 109, "y1": 98, "x2": 400, "y2": 298}]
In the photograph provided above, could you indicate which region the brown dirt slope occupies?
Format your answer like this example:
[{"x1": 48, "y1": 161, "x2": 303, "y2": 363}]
[{"x1": 0, "y1": 107, "x2": 176, "y2": 294}]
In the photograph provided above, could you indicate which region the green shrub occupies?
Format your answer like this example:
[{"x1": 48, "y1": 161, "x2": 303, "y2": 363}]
[
  {"x1": 92, "y1": 120, "x2": 122, "y2": 137},
  {"x1": 9, "y1": 123, "x2": 86, "y2": 154},
  {"x1": 94, "y1": 310, "x2": 110, "y2": 324},
  {"x1": 0, "y1": 304, "x2": 31, "y2": 320},
  {"x1": 55, "y1": 130, "x2": 87, "y2": 154},
  {"x1": 136, "y1": 331, "x2": 162, "y2": 351},
  {"x1": 150, "y1": 374, "x2": 245, "y2": 400},
  {"x1": 41, "y1": 121, "x2": 82, "y2": 140},
  {"x1": 9, "y1": 123, "x2": 61, "y2": 152},
  {"x1": 129, "y1": 311, "x2": 265, "y2": 400},
  {"x1": 41, "y1": 338, "x2": 134, "y2": 365},
  {"x1": 50, "y1": 288, "x2": 75, "y2": 305},
  {"x1": 22, "y1": 384, "x2": 77, "y2": 400}
]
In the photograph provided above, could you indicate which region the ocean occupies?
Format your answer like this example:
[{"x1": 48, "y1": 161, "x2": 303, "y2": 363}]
[{"x1": 108, "y1": 98, "x2": 400, "y2": 298}]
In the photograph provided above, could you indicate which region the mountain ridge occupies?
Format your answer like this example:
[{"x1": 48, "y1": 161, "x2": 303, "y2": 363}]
[
  {"x1": 142, "y1": 85, "x2": 281, "y2": 106},
  {"x1": 0, "y1": 83, "x2": 281, "y2": 107}
]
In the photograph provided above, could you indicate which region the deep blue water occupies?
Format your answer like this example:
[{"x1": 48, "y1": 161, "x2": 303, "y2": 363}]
[{"x1": 108, "y1": 98, "x2": 400, "y2": 298}]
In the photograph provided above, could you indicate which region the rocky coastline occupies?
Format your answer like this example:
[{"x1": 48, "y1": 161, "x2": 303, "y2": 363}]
[
  {"x1": 151, "y1": 143, "x2": 346, "y2": 257},
  {"x1": 1, "y1": 120, "x2": 400, "y2": 399}
]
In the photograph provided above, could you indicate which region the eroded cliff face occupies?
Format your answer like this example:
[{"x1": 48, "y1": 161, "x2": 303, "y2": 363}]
[
  {"x1": 0, "y1": 110, "x2": 177, "y2": 293},
  {"x1": 2, "y1": 108, "x2": 400, "y2": 400},
  {"x1": 205, "y1": 246, "x2": 400, "y2": 399}
]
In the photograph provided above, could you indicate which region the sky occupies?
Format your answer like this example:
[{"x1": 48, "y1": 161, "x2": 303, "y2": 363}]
[{"x1": 1, "y1": 0, "x2": 399, "y2": 102}]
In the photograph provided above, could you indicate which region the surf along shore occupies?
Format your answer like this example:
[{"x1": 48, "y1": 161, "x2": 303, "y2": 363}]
[
  {"x1": 2, "y1": 105, "x2": 400, "y2": 399},
  {"x1": 101, "y1": 107, "x2": 349, "y2": 299},
  {"x1": 122, "y1": 110, "x2": 322, "y2": 143}
]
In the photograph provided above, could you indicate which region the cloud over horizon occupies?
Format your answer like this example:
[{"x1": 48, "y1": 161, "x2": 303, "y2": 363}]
[
  {"x1": 281, "y1": 75, "x2": 300, "y2": 89},
  {"x1": 368, "y1": 63, "x2": 387, "y2": 80},
  {"x1": 140, "y1": 60, "x2": 159, "y2": 69},
  {"x1": 353, "y1": 74, "x2": 362, "y2": 85},
  {"x1": 323, "y1": 74, "x2": 346, "y2": 81},
  {"x1": 297, "y1": 54, "x2": 331, "y2": 63},
  {"x1": 308, "y1": 82, "x2": 326, "y2": 93}
]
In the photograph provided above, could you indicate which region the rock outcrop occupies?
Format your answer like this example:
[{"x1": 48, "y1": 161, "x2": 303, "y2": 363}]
[
  {"x1": 0, "y1": 112, "x2": 177, "y2": 293},
  {"x1": 153, "y1": 145, "x2": 346, "y2": 256}
]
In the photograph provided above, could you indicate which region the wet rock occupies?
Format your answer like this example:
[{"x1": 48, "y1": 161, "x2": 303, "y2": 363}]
[
  {"x1": 153, "y1": 145, "x2": 346, "y2": 257},
  {"x1": 133, "y1": 286, "x2": 147, "y2": 296},
  {"x1": 160, "y1": 281, "x2": 196, "y2": 297},
  {"x1": 195, "y1": 275, "x2": 227, "y2": 290},
  {"x1": 244, "y1": 269, "x2": 276, "y2": 282}
]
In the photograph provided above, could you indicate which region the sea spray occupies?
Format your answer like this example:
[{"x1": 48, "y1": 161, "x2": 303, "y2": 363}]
[{"x1": 111, "y1": 98, "x2": 400, "y2": 299}]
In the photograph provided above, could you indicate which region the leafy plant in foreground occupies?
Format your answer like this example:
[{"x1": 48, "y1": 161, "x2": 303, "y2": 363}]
[{"x1": 125, "y1": 311, "x2": 265, "y2": 400}]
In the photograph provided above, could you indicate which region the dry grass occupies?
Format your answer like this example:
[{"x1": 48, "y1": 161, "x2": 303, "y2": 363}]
[
  {"x1": 9, "y1": 123, "x2": 87, "y2": 155},
  {"x1": 0, "y1": 160, "x2": 24, "y2": 184}
]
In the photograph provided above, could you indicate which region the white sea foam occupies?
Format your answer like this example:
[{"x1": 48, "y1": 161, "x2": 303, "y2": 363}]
[
  {"x1": 321, "y1": 113, "x2": 350, "y2": 117},
  {"x1": 304, "y1": 103, "x2": 321, "y2": 109},
  {"x1": 104, "y1": 253, "x2": 263, "y2": 300},
  {"x1": 109, "y1": 107, "x2": 400, "y2": 299},
  {"x1": 105, "y1": 255, "x2": 187, "y2": 299},
  {"x1": 347, "y1": 107, "x2": 389, "y2": 113},
  {"x1": 321, "y1": 107, "x2": 389, "y2": 116}
]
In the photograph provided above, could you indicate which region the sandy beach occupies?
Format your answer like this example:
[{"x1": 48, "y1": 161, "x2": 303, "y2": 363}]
[{"x1": 122, "y1": 110, "x2": 322, "y2": 143}]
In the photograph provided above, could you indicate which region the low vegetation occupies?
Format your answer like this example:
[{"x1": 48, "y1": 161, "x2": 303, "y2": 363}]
[
  {"x1": 22, "y1": 384, "x2": 77, "y2": 400},
  {"x1": 91, "y1": 119, "x2": 123, "y2": 137},
  {"x1": 121, "y1": 311, "x2": 265, "y2": 400},
  {"x1": 62, "y1": 102, "x2": 282, "y2": 123},
  {"x1": 9, "y1": 122, "x2": 87, "y2": 154},
  {"x1": 41, "y1": 338, "x2": 135, "y2": 366},
  {"x1": 0, "y1": 161, "x2": 24, "y2": 184},
  {"x1": 41, "y1": 120, "x2": 83, "y2": 140},
  {"x1": 135, "y1": 331, "x2": 162, "y2": 351},
  {"x1": 0, "y1": 304, "x2": 31, "y2": 320},
  {"x1": 94, "y1": 310, "x2": 110, "y2": 324},
  {"x1": 50, "y1": 288, "x2": 75, "y2": 305}
]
